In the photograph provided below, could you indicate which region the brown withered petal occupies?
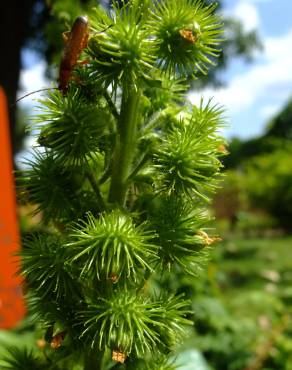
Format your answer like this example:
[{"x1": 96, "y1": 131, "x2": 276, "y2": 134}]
[
  {"x1": 179, "y1": 29, "x2": 197, "y2": 44},
  {"x1": 197, "y1": 230, "x2": 222, "y2": 246},
  {"x1": 217, "y1": 144, "x2": 229, "y2": 154},
  {"x1": 109, "y1": 274, "x2": 119, "y2": 283},
  {"x1": 50, "y1": 331, "x2": 67, "y2": 349},
  {"x1": 36, "y1": 339, "x2": 47, "y2": 349},
  {"x1": 112, "y1": 349, "x2": 127, "y2": 363}
]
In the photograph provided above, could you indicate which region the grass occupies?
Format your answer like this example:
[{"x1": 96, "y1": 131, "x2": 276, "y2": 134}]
[{"x1": 194, "y1": 235, "x2": 292, "y2": 369}]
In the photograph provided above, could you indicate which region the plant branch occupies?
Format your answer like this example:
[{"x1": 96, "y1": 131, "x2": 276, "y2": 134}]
[
  {"x1": 141, "y1": 111, "x2": 161, "y2": 135},
  {"x1": 99, "y1": 162, "x2": 112, "y2": 185},
  {"x1": 103, "y1": 91, "x2": 119, "y2": 120},
  {"x1": 108, "y1": 87, "x2": 141, "y2": 206},
  {"x1": 86, "y1": 171, "x2": 106, "y2": 211},
  {"x1": 127, "y1": 152, "x2": 149, "y2": 182}
]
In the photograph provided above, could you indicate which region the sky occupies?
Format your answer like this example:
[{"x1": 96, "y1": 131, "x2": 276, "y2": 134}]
[
  {"x1": 190, "y1": 0, "x2": 292, "y2": 138},
  {"x1": 19, "y1": 0, "x2": 292, "y2": 140}
]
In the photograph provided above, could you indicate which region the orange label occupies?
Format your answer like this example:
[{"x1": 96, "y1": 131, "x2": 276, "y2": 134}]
[{"x1": 0, "y1": 87, "x2": 26, "y2": 328}]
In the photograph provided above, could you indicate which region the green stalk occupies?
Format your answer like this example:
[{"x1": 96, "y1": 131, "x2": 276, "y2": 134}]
[
  {"x1": 108, "y1": 87, "x2": 141, "y2": 206},
  {"x1": 86, "y1": 171, "x2": 106, "y2": 211}
]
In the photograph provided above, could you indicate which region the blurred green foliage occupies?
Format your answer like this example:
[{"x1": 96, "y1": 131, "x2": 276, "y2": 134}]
[
  {"x1": 245, "y1": 149, "x2": 292, "y2": 231},
  {"x1": 225, "y1": 98, "x2": 292, "y2": 169},
  {"x1": 219, "y1": 97, "x2": 292, "y2": 232},
  {"x1": 224, "y1": 136, "x2": 291, "y2": 169},
  {"x1": 266, "y1": 98, "x2": 292, "y2": 139},
  {"x1": 162, "y1": 236, "x2": 292, "y2": 370}
]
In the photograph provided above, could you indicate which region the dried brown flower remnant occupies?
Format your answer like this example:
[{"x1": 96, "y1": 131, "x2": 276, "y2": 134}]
[
  {"x1": 179, "y1": 29, "x2": 198, "y2": 44},
  {"x1": 109, "y1": 274, "x2": 119, "y2": 283},
  {"x1": 50, "y1": 331, "x2": 67, "y2": 349},
  {"x1": 217, "y1": 144, "x2": 229, "y2": 155},
  {"x1": 36, "y1": 338, "x2": 46, "y2": 349},
  {"x1": 197, "y1": 230, "x2": 222, "y2": 246},
  {"x1": 112, "y1": 349, "x2": 127, "y2": 363}
]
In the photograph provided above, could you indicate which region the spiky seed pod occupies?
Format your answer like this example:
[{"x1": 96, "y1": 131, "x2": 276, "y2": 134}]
[
  {"x1": 87, "y1": 3, "x2": 156, "y2": 92},
  {"x1": 1, "y1": 347, "x2": 46, "y2": 370},
  {"x1": 142, "y1": 74, "x2": 187, "y2": 113},
  {"x1": 26, "y1": 293, "x2": 86, "y2": 351},
  {"x1": 154, "y1": 101, "x2": 224, "y2": 200},
  {"x1": 20, "y1": 150, "x2": 85, "y2": 222},
  {"x1": 148, "y1": 196, "x2": 209, "y2": 274},
  {"x1": 149, "y1": 0, "x2": 223, "y2": 76},
  {"x1": 67, "y1": 210, "x2": 158, "y2": 280},
  {"x1": 78, "y1": 292, "x2": 191, "y2": 357},
  {"x1": 20, "y1": 234, "x2": 79, "y2": 302},
  {"x1": 35, "y1": 89, "x2": 113, "y2": 167}
]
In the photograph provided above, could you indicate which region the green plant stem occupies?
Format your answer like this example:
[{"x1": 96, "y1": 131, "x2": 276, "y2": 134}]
[
  {"x1": 86, "y1": 171, "x2": 106, "y2": 211},
  {"x1": 99, "y1": 162, "x2": 112, "y2": 185},
  {"x1": 103, "y1": 91, "x2": 119, "y2": 120},
  {"x1": 108, "y1": 87, "x2": 141, "y2": 206},
  {"x1": 127, "y1": 152, "x2": 149, "y2": 181}
]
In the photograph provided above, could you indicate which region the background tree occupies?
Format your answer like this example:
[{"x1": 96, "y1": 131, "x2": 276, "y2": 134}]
[
  {"x1": 218, "y1": 97, "x2": 292, "y2": 231},
  {"x1": 265, "y1": 98, "x2": 292, "y2": 139},
  {"x1": 224, "y1": 97, "x2": 292, "y2": 169},
  {"x1": 0, "y1": 0, "x2": 46, "y2": 154}
]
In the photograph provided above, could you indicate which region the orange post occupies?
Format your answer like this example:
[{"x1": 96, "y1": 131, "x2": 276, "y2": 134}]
[{"x1": 0, "y1": 87, "x2": 26, "y2": 328}]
